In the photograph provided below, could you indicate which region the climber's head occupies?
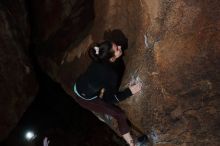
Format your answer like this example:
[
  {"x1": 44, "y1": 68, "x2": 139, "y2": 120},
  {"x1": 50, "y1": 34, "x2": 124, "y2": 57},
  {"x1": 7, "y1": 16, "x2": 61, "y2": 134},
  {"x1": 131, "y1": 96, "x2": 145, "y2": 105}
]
[{"x1": 89, "y1": 40, "x2": 122, "y2": 63}]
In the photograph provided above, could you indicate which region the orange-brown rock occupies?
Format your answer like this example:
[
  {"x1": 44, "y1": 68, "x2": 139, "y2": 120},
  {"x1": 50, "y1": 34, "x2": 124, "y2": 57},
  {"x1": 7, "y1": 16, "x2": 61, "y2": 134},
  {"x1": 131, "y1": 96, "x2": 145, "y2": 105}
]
[
  {"x1": 0, "y1": 0, "x2": 219, "y2": 145},
  {"x1": 57, "y1": 0, "x2": 219, "y2": 145}
]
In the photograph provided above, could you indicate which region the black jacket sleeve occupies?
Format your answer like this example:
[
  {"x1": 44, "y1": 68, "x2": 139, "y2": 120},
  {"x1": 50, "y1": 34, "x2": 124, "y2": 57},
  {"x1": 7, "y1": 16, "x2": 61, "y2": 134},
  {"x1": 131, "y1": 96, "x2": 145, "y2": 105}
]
[
  {"x1": 102, "y1": 86, "x2": 133, "y2": 104},
  {"x1": 99, "y1": 60, "x2": 133, "y2": 104}
]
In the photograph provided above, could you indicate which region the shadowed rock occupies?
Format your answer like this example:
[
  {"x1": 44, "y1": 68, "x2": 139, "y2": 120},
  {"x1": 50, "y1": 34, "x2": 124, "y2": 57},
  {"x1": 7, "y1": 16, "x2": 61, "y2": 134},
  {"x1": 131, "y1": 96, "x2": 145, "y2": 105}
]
[{"x1": 0, "y1": 0, "x2": 38, "y2": 141}]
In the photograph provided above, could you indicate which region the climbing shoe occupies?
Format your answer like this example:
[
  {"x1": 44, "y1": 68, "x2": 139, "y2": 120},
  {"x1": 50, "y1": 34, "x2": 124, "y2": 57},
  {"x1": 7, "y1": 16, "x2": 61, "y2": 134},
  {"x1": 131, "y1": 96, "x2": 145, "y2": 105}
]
[{"x1": 135, "y1": 135, "x2": 148, "y2": 146}]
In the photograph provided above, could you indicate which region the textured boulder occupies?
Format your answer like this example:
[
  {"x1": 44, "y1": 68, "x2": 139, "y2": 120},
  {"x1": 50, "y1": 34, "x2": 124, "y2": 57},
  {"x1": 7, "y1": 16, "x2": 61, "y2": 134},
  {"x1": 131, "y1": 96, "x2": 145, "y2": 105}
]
[
  {"x1": 29, "y1": 0, "x2": 220, "y2": 145},
  {"x1": 29, "y1": 0, "x2": 95, "y2": 80},
  {"x1": 0, "y1": 0, "x2": 38, "y2": 141},
  {"x1": 0, "y1": 0, "x2": 95, "y2": 142}
]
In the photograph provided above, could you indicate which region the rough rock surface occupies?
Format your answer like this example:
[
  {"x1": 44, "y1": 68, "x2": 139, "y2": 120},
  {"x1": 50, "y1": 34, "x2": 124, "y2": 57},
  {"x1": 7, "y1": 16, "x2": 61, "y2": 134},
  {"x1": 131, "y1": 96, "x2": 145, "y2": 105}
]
[
  {"x1": 1, "y1": 0, "x2": 219, "y2": 145},
  {"x1": 0, "y1": 0, "x2": 38, "y2": 141},
  {"x1": 29, "y1": 0, "x2": 95, "y2": 80},
  {"x1": 0, "y1": 0, "x2": 94, "y2": 142},
  {"x1": 58, "y1": 0, "x2": 220, "y2": 145}
]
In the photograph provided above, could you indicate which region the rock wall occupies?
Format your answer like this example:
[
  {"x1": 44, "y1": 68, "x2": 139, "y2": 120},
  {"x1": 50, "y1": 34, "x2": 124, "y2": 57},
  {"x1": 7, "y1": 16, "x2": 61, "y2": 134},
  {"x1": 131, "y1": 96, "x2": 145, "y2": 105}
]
[
  {"x1": 0, "y1": 0, "x2": 219, "y2": 145},
  {"x1": 0, "y1": 0, "x2": 94, "y2": 141},
  {"x1": 57, "y1": 0, "x2": 220, "y2": 145},
  {"x1": 0, "y1": 0, "x2": 38, "y2": 141},
  {"x1": 29, "y1": 0, "x2": 95, "y2": 80}
]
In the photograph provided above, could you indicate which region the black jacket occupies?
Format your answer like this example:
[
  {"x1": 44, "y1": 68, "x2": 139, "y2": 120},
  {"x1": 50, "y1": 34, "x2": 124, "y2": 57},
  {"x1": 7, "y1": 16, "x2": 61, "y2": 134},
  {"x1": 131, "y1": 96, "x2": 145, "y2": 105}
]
[{"x1": 75, "y1": 59, "x2": 132, "y2": 103}]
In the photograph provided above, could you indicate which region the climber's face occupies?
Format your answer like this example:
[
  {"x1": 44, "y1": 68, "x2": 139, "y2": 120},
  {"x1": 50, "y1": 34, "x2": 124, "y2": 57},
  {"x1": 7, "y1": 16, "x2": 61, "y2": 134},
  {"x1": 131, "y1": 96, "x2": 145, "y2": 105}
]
[{"x1": 110, "y1": 43, "x2": 122, "y2": 62}]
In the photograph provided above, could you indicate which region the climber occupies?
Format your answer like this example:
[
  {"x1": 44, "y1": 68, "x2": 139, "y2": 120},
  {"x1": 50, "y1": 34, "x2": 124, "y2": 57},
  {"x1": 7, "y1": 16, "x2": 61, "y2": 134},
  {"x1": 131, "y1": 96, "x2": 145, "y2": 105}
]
[{"x1": 72, "y1": 39, "x2": 147, "y2": 146}]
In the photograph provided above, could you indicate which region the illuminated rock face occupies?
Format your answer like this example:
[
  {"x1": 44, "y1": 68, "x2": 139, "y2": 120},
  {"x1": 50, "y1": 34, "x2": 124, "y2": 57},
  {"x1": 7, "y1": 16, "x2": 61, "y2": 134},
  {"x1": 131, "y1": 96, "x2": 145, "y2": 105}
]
[
  {"x1": 0, "y1": 0, "x2": 38, "y2": 141},
  {"x1": 56, "y1": 0, "x2": 220, "y2": 145},
  {"x1": 0, "y1": 0, "x2": 219, "y2": 145}
]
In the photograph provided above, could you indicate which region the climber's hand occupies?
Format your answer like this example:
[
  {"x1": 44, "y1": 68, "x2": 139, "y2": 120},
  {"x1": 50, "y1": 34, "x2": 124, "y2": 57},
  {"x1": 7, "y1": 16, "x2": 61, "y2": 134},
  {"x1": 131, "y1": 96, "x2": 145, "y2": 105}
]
[{"x1": 129, "y1": 83, "x2": 142, "y2": 95}]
